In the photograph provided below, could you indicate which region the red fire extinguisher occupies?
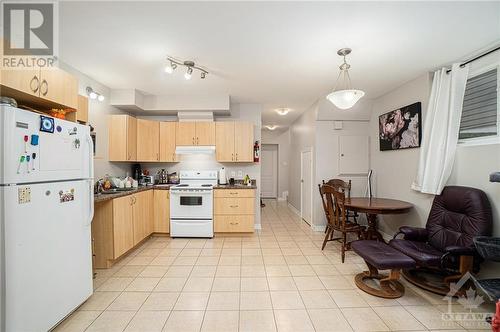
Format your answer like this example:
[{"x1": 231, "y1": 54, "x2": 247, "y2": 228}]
[{"x1": 254, "y1": 141, "x2": 260, "y2": 162}]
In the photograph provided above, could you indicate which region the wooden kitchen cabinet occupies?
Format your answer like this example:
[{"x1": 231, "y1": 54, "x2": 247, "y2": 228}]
[
  {"x1": 214, "y1": 189, "x2": 255, "y2": 233},
  {"x1": 153, "y1": 190, "x2": 170, "y2": 233},
  {"x1": 76, "y1": 95, "x2": 89, "y2": 123},
  {"x1": 39, "y1": 67, "x2": 78, "y2": 109},
  {"x1": 0, "y1": 68, "x2": 41, "y2": 97},
  {"x1": 215, "y1": 122, "x2": 254, "y2": 162},
  {"x1": 137, "y1": 119, "x2": 160, "y2": 161},
  {"x1": 176, "y1": 122, "x2": 215, "y2": 146},
  {"x1": 159, "y1": 122, "x2": 178, "y2": 162},
  {"x1": 132, "y1": 190, "x2": 154, "y2": 245},
  {"x1": 109, "y1": 114, "x2": 137, "y2": 161},
  {"x1": 215, "y1": 122, "x2": 235, "y2": 162},
  {"x1": 112, "y1": 195, "x2": 135, "y2": 258}
]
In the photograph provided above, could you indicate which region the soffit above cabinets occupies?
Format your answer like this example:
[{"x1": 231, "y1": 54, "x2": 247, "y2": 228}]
[{"x1": 110, "y1": 89, "x2": 230, "y2": 115}]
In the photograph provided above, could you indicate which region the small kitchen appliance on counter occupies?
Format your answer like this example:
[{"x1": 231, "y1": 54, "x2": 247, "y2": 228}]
[
  {"x1": 219, "y1": 167, "x2": 227, "y2": 185},
  {"x1": 139, "y1": 174, "x2": 155, "y2": 186},
  {"x1": 170, "y1": 170, "x2": 217, "y2": 238},
  {"x1": 132, "y1": 163, "x2": 142, "y2": 180}
]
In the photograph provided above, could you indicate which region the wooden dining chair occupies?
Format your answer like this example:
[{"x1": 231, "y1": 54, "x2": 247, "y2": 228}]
[
  {"x1": 321, "y1": 183, "x2": 365, "y2": 263},
  {"x1": 323, "y1": 179, "x2": 358, "y2": 224}
]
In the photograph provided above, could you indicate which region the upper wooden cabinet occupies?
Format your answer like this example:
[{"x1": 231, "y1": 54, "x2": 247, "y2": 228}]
[
  {"x1": 76, "y1": 95, "x2": 89, "y2": 123},
  {"x1": 159, "y1": 122, "x2": 178, "y2": 162},
  {"x1": 137, "y1": 119, "x2": 160, "y2": 161},
  {"x1": 109, "y1": 115, "x2": 137, "y2": 162},
  {"x1": 216, "y1": 122, "x2": 254, "y2": 162},
  {"x1": 176, "y1": 122, "x2": 215, "y2": 146},
  {"x1": 0, "y1": 67, "x2": 78, "y2": 109}
]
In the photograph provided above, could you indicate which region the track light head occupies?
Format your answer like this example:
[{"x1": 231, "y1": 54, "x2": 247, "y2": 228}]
[
  {"x1": 97, "y1": 94, "x2": 105, "y2": 102},
  {"x1": 201, "y1": 72, "x2": 206, "y2": 79},
  {"x1": 184, "y1": 67, "x2": 193, "y2": 80}
]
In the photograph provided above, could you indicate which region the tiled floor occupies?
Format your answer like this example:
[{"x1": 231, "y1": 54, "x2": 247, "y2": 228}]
[{"x1": 56, "y1": 200, "x2": 495, "y2": 332}]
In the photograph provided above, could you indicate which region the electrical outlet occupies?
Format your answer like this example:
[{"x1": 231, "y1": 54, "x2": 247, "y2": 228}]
[
  {"x1": 18, "y1": 187, "x2": 31, "y2": 204},
  {"x1": 237, "y1": 170, "x2": 243, "y2": 178}
]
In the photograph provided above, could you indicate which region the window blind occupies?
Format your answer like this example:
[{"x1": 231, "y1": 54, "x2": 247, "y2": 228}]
[{"x1": 459, "y1": 68, "x2": 498, "y2": 139}]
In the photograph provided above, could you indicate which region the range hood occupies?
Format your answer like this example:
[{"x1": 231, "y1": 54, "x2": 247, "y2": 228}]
[{"x1": 175, "y1": 146, "x2": 216, "y2": 155}]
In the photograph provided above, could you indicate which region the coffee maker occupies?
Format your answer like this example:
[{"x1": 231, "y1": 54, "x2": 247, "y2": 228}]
[{"x1": 132, "y1": 164, "x2": 142, "y2": 180}]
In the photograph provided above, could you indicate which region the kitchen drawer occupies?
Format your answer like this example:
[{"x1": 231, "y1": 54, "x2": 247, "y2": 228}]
[
  {"x1": 214, "y1": 215, "x2": 254, "y2": 232},
  {"x1": 214, "y1": 197, "x2": 255, "y2": 215},
  {"x1": 214, "y1": 189, "x2": 255, "y2": 198}
]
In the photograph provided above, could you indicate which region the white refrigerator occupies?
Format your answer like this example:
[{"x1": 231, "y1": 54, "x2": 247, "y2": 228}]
[{"x1": 0, "y1": 105, "x2": 94, "y2": 331}]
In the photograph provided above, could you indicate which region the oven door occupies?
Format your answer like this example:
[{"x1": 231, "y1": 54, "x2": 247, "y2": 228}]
[{"x1": 170, "y1": 189, "x2": 213, "y2": 219}]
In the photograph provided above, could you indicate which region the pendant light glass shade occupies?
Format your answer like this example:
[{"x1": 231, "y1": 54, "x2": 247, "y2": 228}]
[
  {"x1": 327, "y1": 48, "x2": 365, "y2": 110},
  {"x1": 326, "y1": 89, "x2": 365, "y2": 110}
]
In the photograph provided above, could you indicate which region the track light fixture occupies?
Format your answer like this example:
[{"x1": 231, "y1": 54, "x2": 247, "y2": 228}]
[
  {"x1": 86, "y1": 86, "x2": 104, "y2": 102},
  {"x1": 276, "y1": 108, "x2": 290, "y2": 116},
  {"x1": 165, "y1": 57, "x2": 209, "y2": 80}
]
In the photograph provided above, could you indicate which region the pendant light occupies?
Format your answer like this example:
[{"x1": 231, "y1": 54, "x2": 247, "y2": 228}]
[{"x1": 326, "y1": 48, "x2": 365, "y2": 110}]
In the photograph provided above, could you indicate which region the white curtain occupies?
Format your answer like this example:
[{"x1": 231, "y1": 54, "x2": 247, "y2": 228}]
[{"x1": 412, "y1": 63, "x2": 469, "y2": 195}]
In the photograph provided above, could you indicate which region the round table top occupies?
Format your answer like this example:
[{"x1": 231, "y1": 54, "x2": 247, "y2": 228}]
[{"x1": 344, "y1": 197, "x2": 413, "y2": 215}]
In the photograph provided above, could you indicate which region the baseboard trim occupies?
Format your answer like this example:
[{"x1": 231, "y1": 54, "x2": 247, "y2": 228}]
[
  {"x1": 312, "y1": 225, "x2": 326, "y2": 232},
  {"x1": 287, "y1": 203, "x2": 300, "y2": 216},
  {"x1": 277, "y1": 197, "x2": 286, "y2": 202},
  {"x1": 254, "y1": 224, "x2": 262, "y2": 230}
]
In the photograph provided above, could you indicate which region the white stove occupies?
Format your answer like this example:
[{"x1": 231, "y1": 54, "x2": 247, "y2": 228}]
[{"x1": 170, "y1": 170, "x2": 217, "y2": 238}]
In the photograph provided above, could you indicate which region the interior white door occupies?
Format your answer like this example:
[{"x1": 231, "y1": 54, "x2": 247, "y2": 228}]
[
  {"x1": 261, "y1": 144, "x2": 278, "y2": 198},
  {"x1": 301, "y1": 150, "x2": 312, "y2": 225},
  {"x1": 338, "y1": 135, "x2": 369, "y2": 175}
]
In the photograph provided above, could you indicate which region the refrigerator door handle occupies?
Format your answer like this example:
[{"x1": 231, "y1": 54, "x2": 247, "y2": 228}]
[
  {"x1": 85, "y1": 134, "x2": 94, "y2": 180},
  {"x1": 86, "y1": 179, "x2": 94, "y2": 226}
]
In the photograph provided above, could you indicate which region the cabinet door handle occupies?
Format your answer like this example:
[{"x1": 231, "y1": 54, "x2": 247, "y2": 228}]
[
  {"x1": 197, "y1": 137, "x2": 199, "y2": 145},
  {"x1": 30, "y1": 75, "x2": 40, "y2": 93},
  {"x1": 230, "y1": 205, "x2": 239, "y2": 208},
  {"x1": 167, "y1": 191, "x2": 170, "y2": 199},
  {"x1": 40, "y1": 79, "x2": 48, "y2": 96},
  {"x1": 156, "y1": 153, "x2": 159, "y2": 160},
  {"x1": 128, "y1": 154, "x2": 131, "y2": 160},
  {"x1": 192, "y1": 137, "x2": 195, "y2": 145},
  {"x1": 130, "y1": 197, "x2": 134, "y2": 205},
  {"x1": 229, "y1": 222, "x2": 239, "y2": 225},
  {"x1": 229, "y1": 192, "x2": 238, "y2": 195},
  {"x1": 231, "y1": 153, "x2": 234, "y2": 161},
  {"x1": 236, "y1": 153, "x2": 238, "y2": 161}
]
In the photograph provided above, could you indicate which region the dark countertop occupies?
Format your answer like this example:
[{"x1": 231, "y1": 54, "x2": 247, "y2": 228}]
[
  {"x1": 94, "y1": 184, "x2": 171, "y2": 203},
  {"x1": 214, "y1": 184, "x2": 257, "y2": 189}
]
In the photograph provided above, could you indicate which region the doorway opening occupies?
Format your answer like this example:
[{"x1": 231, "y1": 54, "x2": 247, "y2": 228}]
[{"x1": 300, "y1": 148, "x2": 313, "y2": 225}]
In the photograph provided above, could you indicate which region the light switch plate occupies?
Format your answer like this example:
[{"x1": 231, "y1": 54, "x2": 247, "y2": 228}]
[
  {"x1": 237, "y1": 170, "x2": 243, "y2": 178},
  {"x1": 18, "y1": 187, "x2": 31, "y2": 204}
]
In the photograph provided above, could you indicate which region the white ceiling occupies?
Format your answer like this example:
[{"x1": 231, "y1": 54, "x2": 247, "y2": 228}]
[{"x1": 59, "y1": 1, "x2": 500, "y2": 128}]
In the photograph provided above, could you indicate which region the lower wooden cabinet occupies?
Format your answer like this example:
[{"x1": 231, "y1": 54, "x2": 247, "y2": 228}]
[
  {"x1": 153, "y1": 190, "x2": 170, "y2": 233},
  {"x1": 133, "y1": 190, "x2": 154, "y2": 245},
  {"x1": 213, "y1": 189, "x2": 255, "y2": 233},
  {"x1": 112, "y1": 195, "x2": 134, "y2": 258}
]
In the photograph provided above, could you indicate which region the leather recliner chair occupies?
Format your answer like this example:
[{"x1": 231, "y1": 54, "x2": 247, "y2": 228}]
[{"x1": 389, "y1": 186, "x2": 493, "y2": 295}]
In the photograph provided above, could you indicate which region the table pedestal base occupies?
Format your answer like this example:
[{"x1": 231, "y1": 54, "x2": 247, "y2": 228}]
[{"x1": 364, "y1": 214, "x2": 384, "y2": 242}]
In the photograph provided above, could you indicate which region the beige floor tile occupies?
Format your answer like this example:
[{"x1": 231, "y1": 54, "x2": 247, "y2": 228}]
[
  {"x1": 180, "y1": 248, "x2": 202, "y2": 256},
  {"x1": 107, "y1": 292, "x2": 149, "y2": 311},
  {"x1": 308, "y1": 308, "x2": 353, "y2": 332},
  {"x1": 329, "y1": 289, "x2": 369, "y2": 308},
  {"x1": 114, "y1": 265, "x2": 146, "y2": 277},
  {"x1": 141, "y1": 292, "x2": 179, "y2": 311},
  {"x1": 300, "y1": 290, "x2": 337, "y2": 309},
  {"x1": 137, "y1": 248, "x2": 163, "y2": 257},
  {"x1": 54, "y1": 310, "x2": 101, "y2": 332},
  {"x1": 139, "y1": 266, "x2": 169, "y2": 278},
  {"x1": 80, "y1": 291, "x2": 120, "y2": 311},
  {"x1": 158, "y1": 248, "x2": 182, "y2": 257},
  {"x1": 207, "y1": 292, "x2": 240, "y2": 310},
  {"x1": 164, "y1": 266, "x2": 192, "y2": 277},
  {"x1": 281, "y1": 248, "x2": 303, "y2": 256},
  {"x1": 216, "y1": 265, "x2": 241, "y2": 277},
  {"x1": 241, "y1": 248, "x2": 262, "y2": 256},
  {"x1": 154, "y1": 277, "x2": 187, "y2": 292},
  {"x1": 240, "y1": 291, "x2": 272, "y2": 310},
  {"x1": 396, "y1": 288, "x2": 432, "y2": 306},
  {"x1": 284, "y1": 255, "x2": 309, "y2": 265},
  {"x1": 96, "y1": 277, "x2": 134, "y2": 292},
  {"x1": 241, "y1": 265, "x2": 266, "y2": 277},
  {"x1": 288, "y1": 264, "x2": 316, "y2": 276},
  {"x1": 190, "y1": 265, "x2": 217, "y2": 277},
  {"x1": 127, "y1": 256, "x2": 155, "y2": 266},
  {"x1": 271, "y1": 291, "x2": 305, "y2": 309},
  {"x1": 172, "y1": 256, "x2": 197, "y2": 266},
  {"x1": 294, "y1": 276, "x2": 325, "y2": 290},
  {"x1": 212, "y1": 277, "x2": 241, "y2": 291},
  {"x1": 320, "y1": 275, "x2": 354, "y2": 290},
  {"x1": 265, "y1": 265, "x2": 291, "y2": 277},
  {"x1": 163, "y1": 310, "x2": 204, "y2": 332},
  {"x1": 312, "y1": 264, "x2": 339, "y2": 276},
  {"x1": 341, "y1": 307, "x2": 390, "y2": 331},
  {"x1": 274, "y1": 309, "x2": 314, "y2": 332},
  {"x1": 268, "y1": 276, "x2": 297, "y2": 291},
  {"x1": 150, "y1": 256, "x2": 176, "y2": 266},
  {"x1": 335, "y1": 263, "x2": 363, "y2": 275},
  {"x1": 241, "y1": 255, "x2": 264, "y2": 265},
  {"x1": 219, "y1": 255, "x2": 242, "y2": 265},
  {"x1": 124, "y1": 310, "x2": 169, "y2": 332},
  {"x1": 196, "y1": 256, "x2": 220, "y2": 265},
  {"x1": 262, "y1": 248, "x2": 282, "y2": 255},
  {"x1": 405, "y1": 305, "x2": 463, "y2": 330},
  {"x1": 200, "y1": 248, "x2": 222, "y2": 256},
  {"x1": 182, "y1": 277, "x2": 214, "y2": 292},
  {"x1": 173, "y1": 292, "x2": 209, "y2": 310},
  {"x1": 86, "y1": 310, "x2": 135, "y2": 332},
  {"x1": 373, "y1": 306, "x2": 425, "y2": 331},
  {"x1": 201, "y1": 310, "x2": 239, "y2": 332},
  {"x1": 221, "y1": 248, "x2": 242, "y2": 255},
  {"x1": 125, "y1": 277, "x2": 161, "y2": 292},
  {"x1": 241, "y1": 277, "x2": 269, "y2": 291},
  {"x1": 306, "y1": 255, "x2": 331, "y2": 265},
  {"x1": 239, "y1": 310, "x2": 277, "y2": 332},
  {"x1": 264, "y1": 255, "x2": 287, "y2": 265}
]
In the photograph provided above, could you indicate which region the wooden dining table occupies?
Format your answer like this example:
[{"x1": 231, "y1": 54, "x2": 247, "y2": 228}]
[{"x1": 344, "y1": 197, "x2": 413, "y2": 242}]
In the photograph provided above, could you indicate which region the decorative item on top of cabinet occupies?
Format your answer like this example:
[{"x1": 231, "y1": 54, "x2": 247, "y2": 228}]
[
  {"x1": 214, "y1": 189, "x2": 255, "y2": 232},
  {"x1": 109, "y1": 114, "x2": 137, "y2": 161},
  {"x1": 159, "y1": 122, "x2": 178, "y2": 162},
  {"x1": 136, "y1": 119, "x2": 160, "y2": 161},
  {"x1": 215, "y1": 122, "x2": 254, "y2": 162},
  {"x1": 176, "y1": 122, "x2": 215, "y2": 146}
]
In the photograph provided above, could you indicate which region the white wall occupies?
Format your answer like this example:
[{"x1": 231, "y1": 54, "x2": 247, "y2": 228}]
[{"x1": 261, "y1": 129, "x2": 290, "y2": 200}]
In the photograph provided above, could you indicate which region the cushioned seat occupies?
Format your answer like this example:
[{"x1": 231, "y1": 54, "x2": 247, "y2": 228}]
[
  {"x1": 389, "y1": 238, "x2": 443, "y2": 267},
  {"x1": 352, "y1": 240, "x2": 416, "y2": 270}
]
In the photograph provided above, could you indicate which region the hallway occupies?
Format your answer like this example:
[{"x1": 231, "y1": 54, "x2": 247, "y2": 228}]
[{"x1": 56, "y1": 200, "x2": 492, "y2": 332}]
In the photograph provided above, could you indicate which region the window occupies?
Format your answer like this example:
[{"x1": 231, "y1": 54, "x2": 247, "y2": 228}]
[{"x1": 459, "y1": 68, "x2": 499, "y2": 140}]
